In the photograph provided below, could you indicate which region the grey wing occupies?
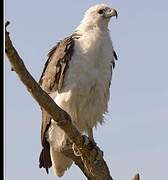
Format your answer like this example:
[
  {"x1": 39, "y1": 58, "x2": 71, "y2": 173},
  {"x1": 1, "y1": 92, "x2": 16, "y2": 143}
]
[
  {"x1": 39, "y1": 36, "x2": 75, "y2": 94},
  {"x1": 39, "y1": 109, "x2": 52, "y2": 173},
  {"x1": 39, "y1": 36, "x2": 75, "y2": 173}
]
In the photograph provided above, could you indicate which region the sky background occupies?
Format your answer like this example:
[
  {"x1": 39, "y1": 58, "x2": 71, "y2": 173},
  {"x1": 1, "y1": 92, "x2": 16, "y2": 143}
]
[{"x1": 5, "y1": 0, "x2": 168, "y2": 180}]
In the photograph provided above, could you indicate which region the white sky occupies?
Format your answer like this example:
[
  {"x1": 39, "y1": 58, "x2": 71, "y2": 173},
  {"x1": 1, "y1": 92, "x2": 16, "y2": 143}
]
[{"x1": 5, "y1": 0, "x2": 168, "y2": 179}]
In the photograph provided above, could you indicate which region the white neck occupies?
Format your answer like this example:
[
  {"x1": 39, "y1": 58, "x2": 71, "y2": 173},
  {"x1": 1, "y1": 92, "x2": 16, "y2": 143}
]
[{"x1": 75, "y1": 17, "x2": 109, "y2": 34}]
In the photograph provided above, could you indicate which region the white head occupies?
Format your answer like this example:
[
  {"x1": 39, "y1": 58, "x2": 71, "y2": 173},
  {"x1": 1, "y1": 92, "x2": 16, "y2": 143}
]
[{"x1": 76, "y1": 4, "x2": 118, "y2": 32}]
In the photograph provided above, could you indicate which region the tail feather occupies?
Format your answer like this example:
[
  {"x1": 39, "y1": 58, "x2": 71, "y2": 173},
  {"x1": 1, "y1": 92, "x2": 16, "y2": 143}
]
[
  {"x1": 39, "y1": 140, "x2": 52, "y2": 174},
  {"x1": 50, "y1": 146, "x2": 73, "y2": 177}
]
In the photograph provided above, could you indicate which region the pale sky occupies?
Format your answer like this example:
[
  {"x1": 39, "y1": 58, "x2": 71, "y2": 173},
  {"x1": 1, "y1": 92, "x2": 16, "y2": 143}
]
[{"x1": 5, "y1": 0, "x2": 168, "y2": 180}]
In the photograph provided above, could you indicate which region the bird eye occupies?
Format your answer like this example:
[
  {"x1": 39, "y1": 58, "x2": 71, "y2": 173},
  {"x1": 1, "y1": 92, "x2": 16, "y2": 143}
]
[{"x1": 98, "y1": 9, "x2": 104, "y2": 14}]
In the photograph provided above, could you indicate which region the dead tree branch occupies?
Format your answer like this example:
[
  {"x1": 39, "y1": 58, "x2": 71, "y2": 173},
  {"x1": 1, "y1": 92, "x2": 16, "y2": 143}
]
[
  {"x1": 5, "y1": 21, "x2": 140, "y2": 180},
  {"x1": 5, "y1": 21, "x2": 113, "y2": 180}
]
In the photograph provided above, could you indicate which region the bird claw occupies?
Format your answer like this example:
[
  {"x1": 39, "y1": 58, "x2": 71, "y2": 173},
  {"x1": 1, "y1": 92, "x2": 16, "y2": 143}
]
[
  {"x1": 83, "y1": 135, "x2": 96, "y2": 150},
  {"x1": 72, "y1": 135, "x2": 96, "y2": 156}
]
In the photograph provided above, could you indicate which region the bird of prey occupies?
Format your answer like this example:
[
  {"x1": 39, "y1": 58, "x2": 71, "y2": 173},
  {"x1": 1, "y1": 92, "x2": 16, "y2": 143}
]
[{"x1": 39, "y1": 3, "x2": 118, "y2": 177}]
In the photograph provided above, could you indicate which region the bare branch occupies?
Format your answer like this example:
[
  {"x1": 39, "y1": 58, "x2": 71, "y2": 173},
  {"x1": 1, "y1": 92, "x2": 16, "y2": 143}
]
[
  {"x1": 5, "y1": 22, "x2": 113, "y2": 180},
  {"x1": 61, "y1": 140, "x2": 94, "y2": 179}
]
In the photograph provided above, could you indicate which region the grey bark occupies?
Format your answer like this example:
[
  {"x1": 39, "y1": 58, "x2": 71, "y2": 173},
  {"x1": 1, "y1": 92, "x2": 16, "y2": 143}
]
[
  {"x1": 5, "y1": 21, "x2": 140, "y2": 180},
  {"x1": 5, "y1": 21, "x2": 112, "y2": 180}
]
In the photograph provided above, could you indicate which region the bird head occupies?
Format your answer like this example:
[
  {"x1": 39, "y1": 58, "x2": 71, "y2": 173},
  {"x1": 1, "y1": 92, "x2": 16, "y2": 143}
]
[{"x1": 77, "y1": 4, "x2": 118, "y2": 31}]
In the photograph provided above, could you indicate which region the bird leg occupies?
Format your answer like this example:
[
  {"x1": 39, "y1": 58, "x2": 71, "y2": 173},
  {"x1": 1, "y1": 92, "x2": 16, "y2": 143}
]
[
  {"x1": 72, "y1": 128, "x2": 97, "y2": 156},
  {"x1": 87, "y1": 128, "x2": 93, "y2": 140},
  {"x1": 86, "y1": 128, "x2": 97, "y2": 150}
]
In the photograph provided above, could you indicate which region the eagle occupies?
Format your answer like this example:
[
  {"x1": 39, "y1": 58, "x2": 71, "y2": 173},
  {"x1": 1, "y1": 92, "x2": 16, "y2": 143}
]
[{"x1": 39, "y1": 3, "x2": 118, "y2": 177}]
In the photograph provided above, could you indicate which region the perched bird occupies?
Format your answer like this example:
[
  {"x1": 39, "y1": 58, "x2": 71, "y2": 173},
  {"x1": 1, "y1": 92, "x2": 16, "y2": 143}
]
[{"x1": 39, "y1": 3, "x2": 118, "y2": 177}]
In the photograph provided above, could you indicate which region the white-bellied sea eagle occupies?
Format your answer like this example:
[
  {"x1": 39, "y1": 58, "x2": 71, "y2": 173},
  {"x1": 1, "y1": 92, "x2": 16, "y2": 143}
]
[{"x1": 39, "y1": 3, "x2": 118, "y2": 177}]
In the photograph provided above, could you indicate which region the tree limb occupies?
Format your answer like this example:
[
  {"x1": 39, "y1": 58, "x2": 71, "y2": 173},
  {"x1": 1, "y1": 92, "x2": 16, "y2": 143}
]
[
  {"x1": 5, "y1": 21, "x2": 113, "y2": 180},
  {"x1": 5, "y1": 21, "x2": 140, "y2": 180}
]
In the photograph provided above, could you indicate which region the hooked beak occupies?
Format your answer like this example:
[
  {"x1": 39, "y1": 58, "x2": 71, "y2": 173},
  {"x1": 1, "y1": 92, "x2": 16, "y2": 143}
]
[
  {"x1": 110, "y1": 9, "x2": 118, "y2": 19},
  {"x1": 105, "y1": 8, "x2": 118, "y2": 19}
]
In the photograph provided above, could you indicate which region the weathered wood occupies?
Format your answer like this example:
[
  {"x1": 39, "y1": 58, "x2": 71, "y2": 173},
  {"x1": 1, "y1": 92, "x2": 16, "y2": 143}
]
[
  {"x1": 5, "y1": 21, "x2": 140, "y2": 180},
  {"x1": 5, "y1": 21, "x2": 113, "y2": 180}
]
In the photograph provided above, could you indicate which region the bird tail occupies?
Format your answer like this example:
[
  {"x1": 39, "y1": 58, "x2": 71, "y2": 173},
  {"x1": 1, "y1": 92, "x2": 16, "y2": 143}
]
[
  {"x1": 50, "y1": 146, "x2": 73, "y2": 177},
  {"x1": 39, "y1": 140, "x2": 52, "y2": 174}
]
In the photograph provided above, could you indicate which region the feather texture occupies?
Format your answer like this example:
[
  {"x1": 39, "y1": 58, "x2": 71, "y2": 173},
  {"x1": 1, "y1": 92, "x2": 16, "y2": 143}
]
[{"x1": 39, "y1": 3, "x2": 118, "y2": 176}]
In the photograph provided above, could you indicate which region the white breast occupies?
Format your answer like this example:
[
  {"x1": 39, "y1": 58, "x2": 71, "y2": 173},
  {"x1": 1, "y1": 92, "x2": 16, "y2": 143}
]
[{"x1": 53, "y1": 28, "x2": 114, "y2": 132}]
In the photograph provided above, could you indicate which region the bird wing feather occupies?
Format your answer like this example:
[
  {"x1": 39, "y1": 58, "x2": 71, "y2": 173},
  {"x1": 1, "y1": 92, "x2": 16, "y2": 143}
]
[{"x1": 38, "y1": 36, "x2": 75, "y2": 172}]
